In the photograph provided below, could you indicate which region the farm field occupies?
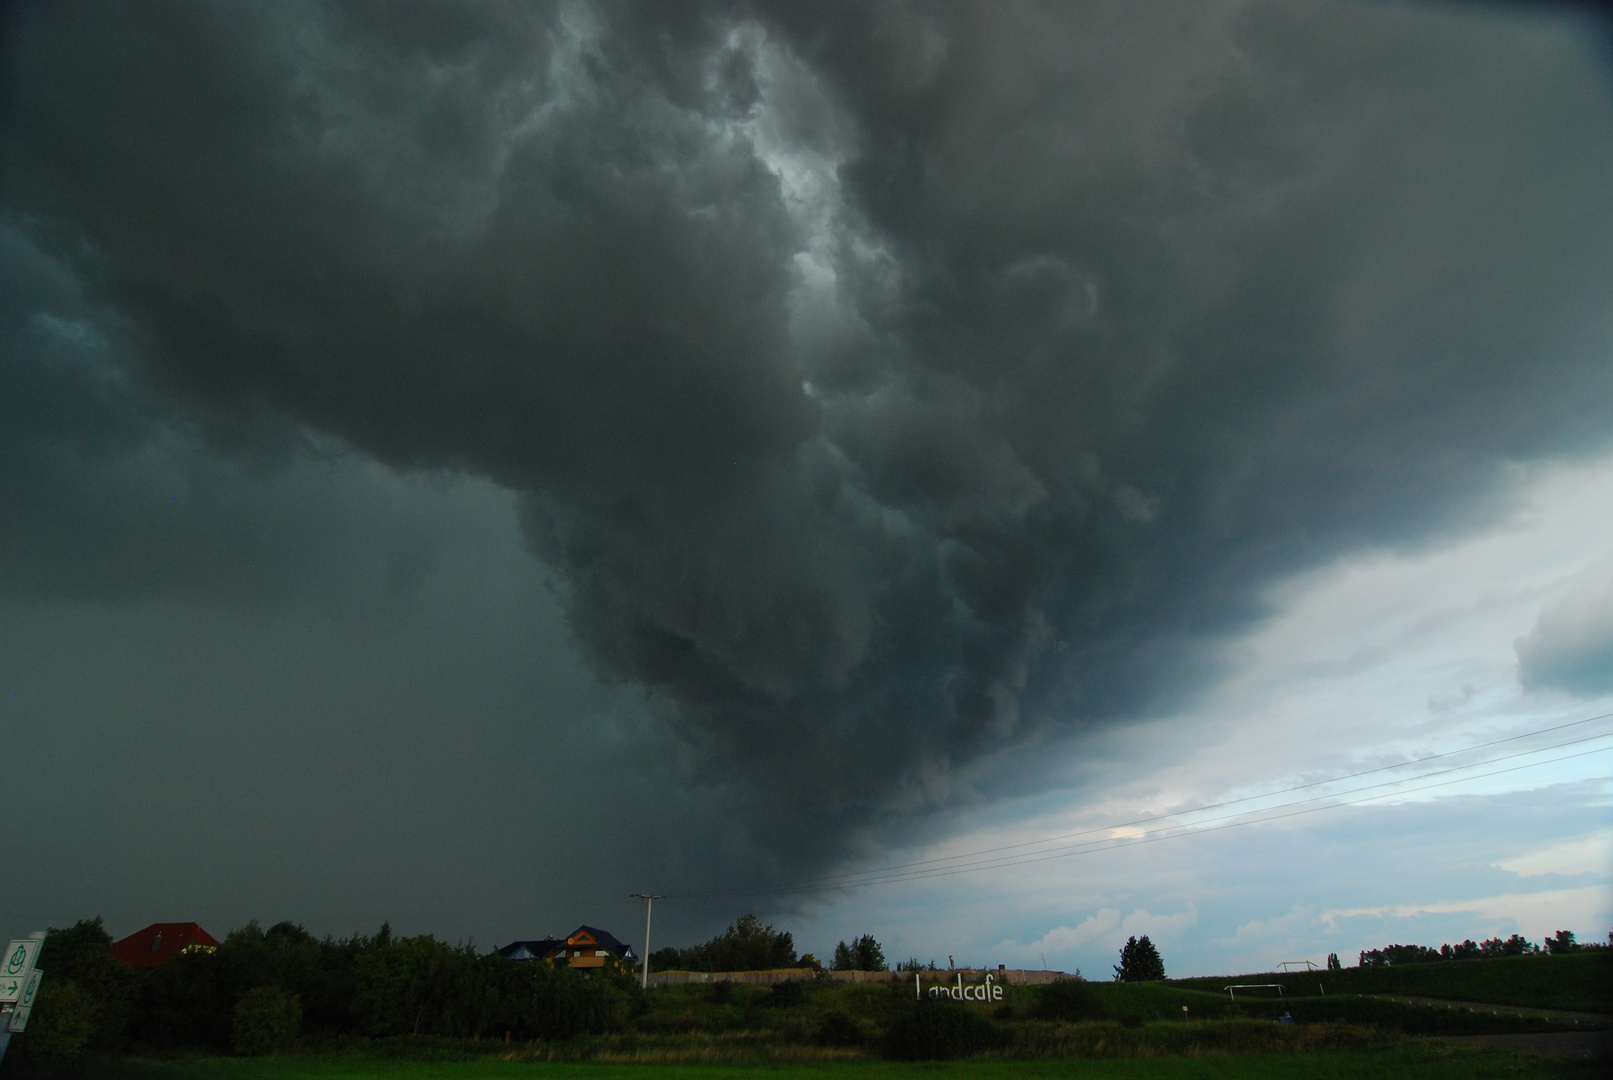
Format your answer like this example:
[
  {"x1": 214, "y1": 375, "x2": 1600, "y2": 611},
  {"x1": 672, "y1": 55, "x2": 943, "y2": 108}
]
[{"x1": 82, "y1": 1045, "x2": 1610, "y2": 1080}]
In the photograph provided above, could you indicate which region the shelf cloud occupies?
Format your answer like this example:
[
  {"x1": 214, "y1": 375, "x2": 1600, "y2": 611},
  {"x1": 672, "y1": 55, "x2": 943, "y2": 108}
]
[{"x1": 4, "y1": 0, "x2": 1612, "y2": 887}]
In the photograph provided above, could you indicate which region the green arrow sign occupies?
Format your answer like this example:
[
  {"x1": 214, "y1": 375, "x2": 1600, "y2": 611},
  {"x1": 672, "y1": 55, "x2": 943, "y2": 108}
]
[{"x1": 0, "y1": 941, "x2": 40, "y2": 1003}]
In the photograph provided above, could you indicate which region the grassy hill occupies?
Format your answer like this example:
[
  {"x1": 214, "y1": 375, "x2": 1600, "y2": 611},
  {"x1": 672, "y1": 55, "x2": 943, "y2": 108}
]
[
  {"x1": 1166, "y1": 951, "x2": 1611, "y2": 1014},
  {"x1": 1024, "y1": 980, "x2": 1593, "y2": 1036}
]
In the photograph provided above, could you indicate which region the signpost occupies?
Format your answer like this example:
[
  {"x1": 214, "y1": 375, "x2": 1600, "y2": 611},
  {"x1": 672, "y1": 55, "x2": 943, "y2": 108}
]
[
  {"x1": 0, "y1": 934, "x2": 45, "y2": 1065},
  {"x1": 9, "y1": 971, "x2": 42, "y2": 1032},
  {"x1": 0, "y1": 939, "x2": 41, "y2": 1002}
]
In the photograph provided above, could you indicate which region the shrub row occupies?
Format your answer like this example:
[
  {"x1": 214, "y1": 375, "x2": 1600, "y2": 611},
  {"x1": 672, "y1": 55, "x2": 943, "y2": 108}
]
[{"x1": 7, "y1": 918, "x2": 639, "y2": 1069}]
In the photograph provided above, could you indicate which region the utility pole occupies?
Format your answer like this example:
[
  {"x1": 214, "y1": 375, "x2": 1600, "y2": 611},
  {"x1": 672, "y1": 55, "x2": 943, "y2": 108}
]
[{"x1": 629, "y1": 894, "x2": 663, "y2": 991}]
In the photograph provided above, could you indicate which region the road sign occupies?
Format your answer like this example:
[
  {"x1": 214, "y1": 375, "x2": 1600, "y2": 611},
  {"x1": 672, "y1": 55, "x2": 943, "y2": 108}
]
[
  {"x1": 0, "y1": 940, "x2": 41, "y2": 1003},
  {"x1": 7, "y1": 972, "x2": 40, "y2": 1032},
  {"x1": 2, "y1": 940, "x2": 38, "y2": 978}
]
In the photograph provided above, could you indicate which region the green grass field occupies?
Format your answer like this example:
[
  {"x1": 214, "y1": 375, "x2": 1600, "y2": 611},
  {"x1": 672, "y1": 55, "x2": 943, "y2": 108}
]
[
  {"x1": 1077, "y1": 982, "x2": 1596, "y2": 1034},
  {"x1": 1165, "y1": 951, "x2": 1612, "y2": 1013},
  {"x1": 627, "y1": 970, "x2": 1599, "y2": 1040},
  {"x1": 81, "y1": 1045, "x2": 1607, "y2": 1080}
]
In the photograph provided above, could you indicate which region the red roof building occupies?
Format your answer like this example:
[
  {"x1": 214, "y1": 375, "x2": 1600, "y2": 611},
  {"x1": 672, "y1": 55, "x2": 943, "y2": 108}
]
[{"x1": 108, "y1": 922, "x2": 220, "y2": 968}]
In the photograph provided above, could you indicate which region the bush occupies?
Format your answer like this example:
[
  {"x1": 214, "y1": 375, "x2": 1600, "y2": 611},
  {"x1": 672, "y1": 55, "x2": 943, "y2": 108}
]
[
  {"x1": 11, "y1": 978, "x2": 98, "y2": 1068},
  {"x1": 231, "y1": 985, "x2": 302, "y2": 1055},
  {"x1": 769, "y1": 979, "x2": 805, "y2": 1007},
  {"x1": 814, "y1": 1011, "x2": 865, "y2": 1047},
  {"x1": 491, "y1": 956, "x2": 639, "y2": 1041},
  {"x1": 350, "y1": 936, "x2": 492, "y2": 1038},
  {"x1": 1029, "y1": 977, "x2": 1105, "y2": 1022},
  {"x1": 882, "y1": 1000, "x2": 1003, "y2": 1060},
  {"x1": 37, "y1": 918, "x2": 141, "y2": 1053}
]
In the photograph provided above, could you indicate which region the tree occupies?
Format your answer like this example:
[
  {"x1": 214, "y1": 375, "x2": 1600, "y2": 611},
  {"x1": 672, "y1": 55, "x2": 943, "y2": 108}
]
[
  {"x1": 1546, "y1": 930, "x2": 1578, "y2": 955},
  {"x1": 350, "y1": 935, "x2": 480, "y2": 1036},
  {"x1": 656, "y1": 914, "x2": 797, "y2": 972},
  {"x1": 1357, "y1": 943, "x2": 1440, "y2": 966},
  {"x1": 37, "y1": 917, "x2": 141, "y2": 1052},
  {"x1": 1112, "y1": 935, "x2": 1164, "y2": 982},
  {"x1": 703, "y1": 914, "x2": 798, "y2": 971},
  {"x1": 832, "y1": 935, "x2": 887, "y2": 971},
  {"x1": 1326, "y1": 952, "x2": 1341, "y2": 971}
]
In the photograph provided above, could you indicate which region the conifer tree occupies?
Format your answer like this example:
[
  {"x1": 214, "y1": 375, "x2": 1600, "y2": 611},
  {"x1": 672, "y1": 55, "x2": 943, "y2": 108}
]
[{"x1": 1112, "y1": 935, "x2": 1165, "y2": 981}]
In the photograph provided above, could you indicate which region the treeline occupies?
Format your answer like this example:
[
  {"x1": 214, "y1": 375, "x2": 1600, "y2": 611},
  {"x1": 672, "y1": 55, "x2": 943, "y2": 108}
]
[
  {"x1": 1357, "y1": 929, "x2": 1609, "y2": 967},
  {"x1": 647, "y1": 914, "x2": 803, "y2": 973},
  {"x1": 646, "y1": 915, "x2": 891, "y2": 973},
  {"x1": 14, "y1": 917, "x2": 639, "y2": 1064}
]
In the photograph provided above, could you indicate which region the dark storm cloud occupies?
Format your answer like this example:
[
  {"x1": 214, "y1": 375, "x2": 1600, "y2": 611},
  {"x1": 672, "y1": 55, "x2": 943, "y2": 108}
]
[
  {"x1": 0, "y1": 217, "x2": 471, "y2": 613},
  {"x1": 4, "y1": 1, "x2": 1612, "y2": 877}
]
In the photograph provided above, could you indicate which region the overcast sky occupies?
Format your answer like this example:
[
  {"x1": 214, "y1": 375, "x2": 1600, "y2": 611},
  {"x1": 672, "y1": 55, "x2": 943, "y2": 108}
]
[{"x1": 2, "y1": 0, "x2": 1610, "y2": 977}]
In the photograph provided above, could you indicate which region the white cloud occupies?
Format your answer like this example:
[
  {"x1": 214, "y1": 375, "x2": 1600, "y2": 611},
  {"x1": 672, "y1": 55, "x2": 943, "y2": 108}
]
[
  {"x1": 985, "y1": 905, "x2": 1199, "y2": 971},
  {"x1": 1025, "y1": 909, "x2": 1121, "y2": 954},
  {"x1": 1215, "y1": 907, "x2": 1313, "y2": 948},
  {"x1": 1320, "y1": 885, "x2": 1613, "y2": 941},
  {"x1": 1495, "y1": 832, "x2": 1613, "y2": 879},
  {"x1": 1121, "y1": 905, "x2": 1199, "y2": 940}
]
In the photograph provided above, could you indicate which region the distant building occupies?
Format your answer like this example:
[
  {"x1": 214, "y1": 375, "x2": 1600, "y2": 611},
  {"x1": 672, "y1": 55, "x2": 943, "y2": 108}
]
[
  {"x1": 499, "y1": 925, "x2": 636, "y2": 969},
  {"x1": 497, "y1": 937, "x2": 564, "y2": 961},
  {"x1": 108, "y1": 922, "x2": 220, "y2": 968}
]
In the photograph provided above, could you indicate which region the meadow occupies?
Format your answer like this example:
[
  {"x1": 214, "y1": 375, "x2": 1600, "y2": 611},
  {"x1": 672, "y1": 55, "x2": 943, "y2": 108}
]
[
  {"x1": 1164, "y1": 951, "x2": 1612, "y2": 1014},
  {"x1": 10, "y1": 946, "x2": 1605, "y2": 1075}
]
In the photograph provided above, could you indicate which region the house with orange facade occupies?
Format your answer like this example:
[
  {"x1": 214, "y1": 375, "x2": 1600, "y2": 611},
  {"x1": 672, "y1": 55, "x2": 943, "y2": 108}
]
[{"x1": 498, "y1": 925, "x2": 636, "y2": 969}]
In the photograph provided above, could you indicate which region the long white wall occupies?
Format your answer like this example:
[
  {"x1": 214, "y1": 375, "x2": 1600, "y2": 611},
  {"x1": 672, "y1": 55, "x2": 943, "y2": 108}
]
[{"x1": 644, "y1": 967, "x2": 1070, "y2": 988}]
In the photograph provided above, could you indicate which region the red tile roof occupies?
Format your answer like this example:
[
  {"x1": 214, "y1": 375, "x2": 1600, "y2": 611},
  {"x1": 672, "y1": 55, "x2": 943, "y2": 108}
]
[{"x1": 108, "y1": 922, "x2": 220, "y2": 968}]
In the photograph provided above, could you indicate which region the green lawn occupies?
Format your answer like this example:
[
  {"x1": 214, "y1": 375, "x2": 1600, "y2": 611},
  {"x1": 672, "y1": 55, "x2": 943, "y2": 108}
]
[
  {"x1": 84, "y1": 1045, "x2": 1605, "y2": 1080},
  {"x1": 1165, "y1": 952, "x2": 1612, "y2": 1014}
]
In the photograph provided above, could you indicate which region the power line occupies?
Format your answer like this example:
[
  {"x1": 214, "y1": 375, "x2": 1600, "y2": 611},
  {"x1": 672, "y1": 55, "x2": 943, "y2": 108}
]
[{"x1": 672, "y1": 712, "x2": 1613, "y2": 901}]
